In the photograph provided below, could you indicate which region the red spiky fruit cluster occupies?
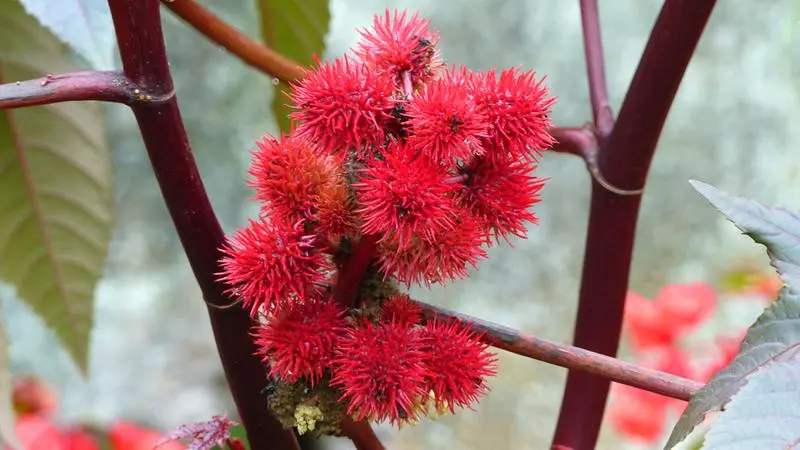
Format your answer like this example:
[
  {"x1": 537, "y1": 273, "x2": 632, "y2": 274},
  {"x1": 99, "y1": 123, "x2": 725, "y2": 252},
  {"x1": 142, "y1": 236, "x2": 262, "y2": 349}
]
[
  {"x1": 218, "y1": 8, "x2": 554, "y2": 429},
  {"x1": 330, "y1": 299, "x2": 496, "y2": 424}
]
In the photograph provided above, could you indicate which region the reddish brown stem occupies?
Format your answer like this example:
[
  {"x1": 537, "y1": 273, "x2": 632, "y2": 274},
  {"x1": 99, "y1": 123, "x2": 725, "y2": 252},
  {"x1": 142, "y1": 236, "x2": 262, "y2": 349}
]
[
  {"x1": 579, "y1": 0, "x2": 613, "y2": 136},
  {"x1": 552, "y1": 1, "x2": 717, "y2": 449},
  {"x1": 340, "y1": 417, "x2": 386, "y2": 450},
  {"x1": 333, "y1": 234, "x2": 379, "y2": 307},
  {"x1": 415, "y1": 300, "x2": 701, "y2": 401},
  {"x1": 160, "y1": 0, "x2": 304, "y2": 83},
  {"x1": 443, "y1": 174, "x2": 468, "y2": 185},
  {"x1": 548, "y1": 126, "x2": 597, "y2": 158},
  {"x1": 0, "y1": 71, "x2": 137, "y2": 109},
  {"x1": 107, "y1": 0, "x2": 299, "y2": 448}
]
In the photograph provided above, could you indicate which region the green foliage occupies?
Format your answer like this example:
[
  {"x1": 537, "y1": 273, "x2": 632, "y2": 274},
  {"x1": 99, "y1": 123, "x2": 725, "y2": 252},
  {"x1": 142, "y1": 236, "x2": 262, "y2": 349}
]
[
  {"x1": 0, "y1": 0, "x2": 113, "y2": 372},
  {"x1": 213, "y1": 424, "x2": 251, "y2": 450},
  {"x1": 666, "y1": 181, "x2": 800, "y2": 448},
  {"x1": 258, "y1": 0, "x2": 331, "y2": 133}
]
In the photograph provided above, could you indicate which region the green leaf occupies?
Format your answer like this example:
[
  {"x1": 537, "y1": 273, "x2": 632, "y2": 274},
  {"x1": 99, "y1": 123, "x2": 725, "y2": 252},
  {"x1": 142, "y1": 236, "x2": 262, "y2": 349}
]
[
  {"x1": 258, "y1": 0, "x2": 331, "y2": 133},
  {"x1": 213, "y1": 424, "x2": 250, "y2": 450},
  {"x1": 665, "y1": 180, "x2": 800, "y2": 448},
  {"x1": 0, "y1": 0, "x2": 113, "y2": 372},
  {"x1": 18, "y1": 0, "x2": 115, "y2": 69},
  {"x1": 702, "y1": 361, "x2": 800, "y2": 449},
  {"x1": 0, "y1": 314, "x2": 20, "y2": 450}
]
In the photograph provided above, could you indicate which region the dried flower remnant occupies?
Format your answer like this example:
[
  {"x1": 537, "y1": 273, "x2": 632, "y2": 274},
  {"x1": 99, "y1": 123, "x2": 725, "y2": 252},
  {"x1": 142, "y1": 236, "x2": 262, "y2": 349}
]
[
  {"x1": 217, "y1": 6, "x2": 555, "y2": 435},
  {"x1": 155, "y1": 414, "x2": 239, "y2": 450}
]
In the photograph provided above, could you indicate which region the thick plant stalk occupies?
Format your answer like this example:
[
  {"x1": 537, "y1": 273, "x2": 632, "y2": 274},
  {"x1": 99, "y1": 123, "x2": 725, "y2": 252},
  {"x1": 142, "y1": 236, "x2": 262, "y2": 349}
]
[
  {"x1": 552, "y1": 1, "x2": 718, "y2": 448},
  {"x1": 106, "y1": 0, "x2": 300, "y2": 448}
]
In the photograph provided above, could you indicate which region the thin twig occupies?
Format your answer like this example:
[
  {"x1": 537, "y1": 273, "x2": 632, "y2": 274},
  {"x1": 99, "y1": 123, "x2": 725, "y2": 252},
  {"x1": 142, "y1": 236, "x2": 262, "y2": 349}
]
[
  {"x1": 579, "y1": 0, "x2": 614, "y2": 136},
  {"x1": 415, "y1": 300, "x2": 702, "y2": 402},
  {"x1": 549, "y1": 126, "x2": 596, "y2": 157},
  {"x1": 552, "y1": 1, "x2": 718, "y2": 448},
  {"x1": 107, "y1": 0, "x2": 300, "y2": 448},
  {"x1": 0, "y1": 71, "x2": 138, "y2": 109},
  {"x1": 160, "y1": 0, "x2": 304, "y2": 83}
]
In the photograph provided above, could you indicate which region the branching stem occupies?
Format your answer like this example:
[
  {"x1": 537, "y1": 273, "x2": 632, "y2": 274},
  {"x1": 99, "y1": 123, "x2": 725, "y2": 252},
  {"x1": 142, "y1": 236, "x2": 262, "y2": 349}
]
[
  {"x1": 0, "y1": 71, "x2": 137, "y2": 109},
  {"x1": 415, "y1": 300, "x2": 702, "y2": 401}
]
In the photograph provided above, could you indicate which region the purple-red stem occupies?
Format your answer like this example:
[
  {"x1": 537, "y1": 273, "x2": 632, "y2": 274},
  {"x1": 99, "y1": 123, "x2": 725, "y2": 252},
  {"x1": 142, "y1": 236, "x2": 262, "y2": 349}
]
[
  {"x1": 332, "y1": 234, "x2": 379, "y2": 307},
  {"x1": 106, "y1": 0, "x2": 299, "y2": 448},
  {"x1": 579, "y1": 0, "x2": 613, "y2": 137},
  {"x1": 0, "y1": 71, "x2": 137, "y2": 109},
  {"x1": 340, "y1": 416, "x2": 386, "y2": 450},
  {"x1": 551, "y1": 1, "x2": 717, "y2": 449}
]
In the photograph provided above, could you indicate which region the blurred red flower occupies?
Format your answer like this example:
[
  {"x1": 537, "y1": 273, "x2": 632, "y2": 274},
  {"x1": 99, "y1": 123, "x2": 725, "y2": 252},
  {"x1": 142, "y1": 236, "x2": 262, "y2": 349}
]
[
  {"x1": 624, "y1": 282, "x2": 716, "y2": 351},
  {"x1": 108, "y1": 421, "x2": 185, "y2": 450}
]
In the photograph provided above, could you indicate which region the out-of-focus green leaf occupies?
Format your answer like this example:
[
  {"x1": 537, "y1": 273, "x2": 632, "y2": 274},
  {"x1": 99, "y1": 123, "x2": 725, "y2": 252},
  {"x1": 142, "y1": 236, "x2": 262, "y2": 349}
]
[
  {"x1": 212, "y1": 423, "x2": 250, "y2": 450},
  {"x1": 258, "y1": 0, "x2": 331, "y2": 133},
  {"x1": 666, "y1": 181, "x2": 800, "y2": 448},
  {"x1": 0, "y1": 0, "x2": 113, "y2": 372},
  {"x1": 17, "y1": 0, "x2": 115, "y2": 69}
]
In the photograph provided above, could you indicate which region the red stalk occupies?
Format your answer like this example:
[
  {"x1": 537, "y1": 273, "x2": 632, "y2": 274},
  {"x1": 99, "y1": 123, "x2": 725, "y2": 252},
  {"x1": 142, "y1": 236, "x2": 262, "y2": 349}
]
[
  {"x1": 106, "y1": 0, "x2": 299, "y2": 448},
  {"x1": 551, "y1": 1, "x2": 717, "y2": 448}
]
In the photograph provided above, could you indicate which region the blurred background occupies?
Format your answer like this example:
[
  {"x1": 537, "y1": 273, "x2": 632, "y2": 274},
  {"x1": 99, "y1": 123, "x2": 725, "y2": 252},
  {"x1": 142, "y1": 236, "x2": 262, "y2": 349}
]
[{"x1": 3, "y1": 0, "x2": 800, "y2": 448}]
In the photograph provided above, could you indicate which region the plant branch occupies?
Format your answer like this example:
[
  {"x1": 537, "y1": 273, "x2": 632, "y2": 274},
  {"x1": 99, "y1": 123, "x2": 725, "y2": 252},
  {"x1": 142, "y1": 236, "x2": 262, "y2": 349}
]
[
  {"x1": 548, "y1": 126, "x2": 596, "y2": 158},
  {"x1": 579, "y1": 0, "x2": 613, "y2": 136},
  {"x1": 333, "y1": 234, "x2": 379, "y2": 307},
  {"x1": 415, "y1": 300, "x2": 702, "y2": 401},
  {"x1": 340, "y1": 417, "x2": 386, "y2": 450},
  {"x1": 0, "y1": 71, "x2": 138, "y2": 109},
  {"x1": 552, "y1": 1, "x2": 717, "y2": 449},
  {"x1": 160, "y1": 0, "x2": 304, "y2": 84},
  {"x1": 107, "y1": 0, "x2": 299, "y2": 448}
]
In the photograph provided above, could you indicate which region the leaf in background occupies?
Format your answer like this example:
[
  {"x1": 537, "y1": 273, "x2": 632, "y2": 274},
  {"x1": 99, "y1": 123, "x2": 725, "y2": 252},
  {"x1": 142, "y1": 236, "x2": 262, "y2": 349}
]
[
  {"x1": 0, "y1": 0, "x2": 113, "y2": 372},
  {"x1": 701, "y1": 361, "x2": 800, "y2": 449},
  {"x1": 216, "y1": 423, "x2": 250, "y2": 450},
  {"x1": 258, "y1": 0, "x2": 331, "y2": 133},
  {"x1": 665, "y1": 180, "x2": 800, "y2": 448},
  {"x1": 17, "y1": 0, "x2": 115, "y2": 69},
  {"x1": 0, "y1": 314, "x2": 20, "y2": 450}
]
